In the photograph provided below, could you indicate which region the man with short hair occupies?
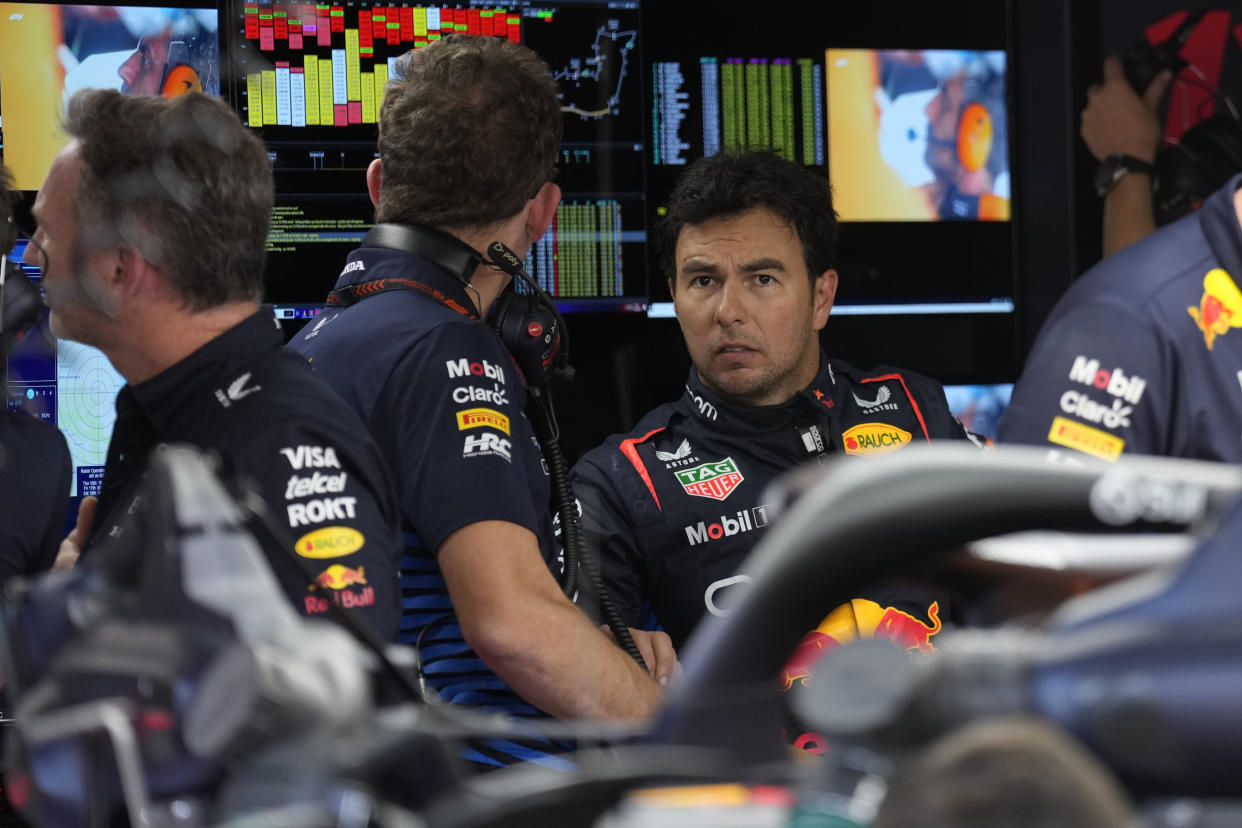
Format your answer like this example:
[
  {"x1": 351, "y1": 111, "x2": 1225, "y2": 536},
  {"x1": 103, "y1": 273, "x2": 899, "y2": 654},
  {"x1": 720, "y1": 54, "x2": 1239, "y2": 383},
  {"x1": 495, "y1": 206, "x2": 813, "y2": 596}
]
[
  {"x1": 28, "y1": 89, "x2": 401, "y2": 636},
  {"x1": 572, "y1": 151, "x2": 974, "y2": 690},
  {"x1": 290, "y1": 35, "x2": 669, "y2": 770}
]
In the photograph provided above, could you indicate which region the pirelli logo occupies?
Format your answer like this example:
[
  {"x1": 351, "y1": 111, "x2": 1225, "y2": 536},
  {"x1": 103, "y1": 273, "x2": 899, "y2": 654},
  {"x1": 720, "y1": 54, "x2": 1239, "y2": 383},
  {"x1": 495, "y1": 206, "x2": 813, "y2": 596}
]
[
  {"x1": 1047, "y1": 416, "x2": 1124, "y2": 461},
  {"x1": 456, "y1": 407, "x2": 510, "y2": 435}
]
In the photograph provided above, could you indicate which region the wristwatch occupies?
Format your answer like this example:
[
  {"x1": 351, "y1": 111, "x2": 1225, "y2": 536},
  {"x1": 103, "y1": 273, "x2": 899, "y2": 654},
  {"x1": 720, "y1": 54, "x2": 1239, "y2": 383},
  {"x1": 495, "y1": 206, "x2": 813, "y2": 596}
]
[{"x1": 1094, "y1": 154, "x2": 1155, "y2": 197}]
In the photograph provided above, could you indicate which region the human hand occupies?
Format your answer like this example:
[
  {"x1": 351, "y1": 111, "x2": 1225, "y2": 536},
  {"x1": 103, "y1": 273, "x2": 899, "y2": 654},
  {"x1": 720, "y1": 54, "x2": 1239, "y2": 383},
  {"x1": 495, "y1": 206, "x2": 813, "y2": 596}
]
[
  {"x1": 1081, "y1": 55, "x2": 1171, "y2": 162},
  {"x1": 53, "y1": 496, "x2": 96, "y2": 571},
  {"x1": 603, "y1": 624, "x2": 681, "y2": 686}
]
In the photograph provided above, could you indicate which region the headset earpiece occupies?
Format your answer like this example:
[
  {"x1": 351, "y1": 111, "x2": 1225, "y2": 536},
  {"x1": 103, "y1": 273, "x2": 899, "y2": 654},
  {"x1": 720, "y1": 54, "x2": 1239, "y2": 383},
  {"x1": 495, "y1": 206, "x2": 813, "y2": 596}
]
[
  {"x1": 161, "y1": 64, "x2": 202, "y2": 98},
  {"x1": 956, "y1": 101, "x2": 993, "y2": 173}
]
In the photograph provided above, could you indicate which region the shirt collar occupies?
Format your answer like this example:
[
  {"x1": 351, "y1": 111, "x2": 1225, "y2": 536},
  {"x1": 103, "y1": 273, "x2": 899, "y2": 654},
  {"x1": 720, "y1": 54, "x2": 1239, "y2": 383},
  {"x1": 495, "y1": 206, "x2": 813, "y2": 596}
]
[
  {"x1": 124, "y1": 309, "x2": 281, "y2": 429},
  {"x1": 682, "y1": 353, "x2": 837, "y2": 429},
  {"x1": 334, "y1": 246, "x2": 479, "y2": 317}
]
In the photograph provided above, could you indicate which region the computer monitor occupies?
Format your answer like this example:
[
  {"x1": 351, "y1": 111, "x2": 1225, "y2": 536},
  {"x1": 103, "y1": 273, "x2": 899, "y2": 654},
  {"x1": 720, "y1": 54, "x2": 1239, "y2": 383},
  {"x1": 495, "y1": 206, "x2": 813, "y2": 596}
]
[
  {"x1": 641, "y1": 1, "x2": 1018, "y2": 381},
  {"x1": 226, "y1": 0, "x2": 650, "y2": 317}
]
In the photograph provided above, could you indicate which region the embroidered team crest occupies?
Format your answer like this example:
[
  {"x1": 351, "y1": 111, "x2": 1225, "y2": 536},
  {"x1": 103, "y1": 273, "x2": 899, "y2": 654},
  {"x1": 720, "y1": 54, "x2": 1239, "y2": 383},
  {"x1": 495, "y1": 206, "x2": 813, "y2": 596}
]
[
  {"x1": 655, "y1": 439, "x2": 692, "y2": 462},
  {"x1": 1187, "y1": 268, "x2": 1242, "y2": 350},
  {"x1": 675, "y1": 457, "x2": 744, "y2": 501}
]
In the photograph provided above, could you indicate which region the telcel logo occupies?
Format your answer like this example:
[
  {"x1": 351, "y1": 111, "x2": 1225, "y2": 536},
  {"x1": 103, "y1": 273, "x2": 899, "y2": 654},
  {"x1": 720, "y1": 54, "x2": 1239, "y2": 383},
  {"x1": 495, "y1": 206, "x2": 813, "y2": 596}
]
[
  {"x1": 296, "y1": 526, "x2": 365, "y2": 559},
  {"x1": 685, "y1": 505, "x2": 772, "y2": 546}
]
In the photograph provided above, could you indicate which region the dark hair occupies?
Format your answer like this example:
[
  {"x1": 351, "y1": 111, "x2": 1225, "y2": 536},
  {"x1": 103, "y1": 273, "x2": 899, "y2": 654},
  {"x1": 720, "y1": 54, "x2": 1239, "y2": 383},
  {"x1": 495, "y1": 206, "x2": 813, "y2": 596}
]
[
  {"x1": 63, "y1": 88, "x2": 273, "y2": 310},
  {"x1": 656, "y1": 150, "x2": 839, "y2": 286},
  {"x1": 871, "y1": 718, "x2": 1134, "y2": 828},
  {"x1": 376, "y1": 35, "x2": 562, "y2": 229},
  {"x1": 0, "y1": 163, "x2": 14, "y2": 255}
]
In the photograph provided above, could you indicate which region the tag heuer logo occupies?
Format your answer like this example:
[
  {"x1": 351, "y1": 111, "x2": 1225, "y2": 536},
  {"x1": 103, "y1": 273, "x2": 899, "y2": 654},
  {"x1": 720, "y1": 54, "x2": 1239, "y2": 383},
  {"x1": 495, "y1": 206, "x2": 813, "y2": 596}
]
[{"x1": 675, "y1": 457, "x2": 744, "y2": 501}]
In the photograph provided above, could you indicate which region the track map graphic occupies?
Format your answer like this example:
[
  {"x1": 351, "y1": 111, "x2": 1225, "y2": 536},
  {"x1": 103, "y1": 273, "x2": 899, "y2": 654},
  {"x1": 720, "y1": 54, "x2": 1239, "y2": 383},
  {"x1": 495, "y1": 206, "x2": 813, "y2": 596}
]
[{"x1": 57, "y1": 340, "x2": 124, "y2": 495}]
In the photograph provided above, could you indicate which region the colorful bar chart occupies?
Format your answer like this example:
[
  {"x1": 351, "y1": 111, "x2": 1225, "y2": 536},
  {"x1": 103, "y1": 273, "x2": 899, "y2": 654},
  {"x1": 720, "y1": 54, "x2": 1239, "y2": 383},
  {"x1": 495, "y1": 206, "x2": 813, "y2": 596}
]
[{"x1": 244, "y1": 3, "x2": 520, "y2": 127}]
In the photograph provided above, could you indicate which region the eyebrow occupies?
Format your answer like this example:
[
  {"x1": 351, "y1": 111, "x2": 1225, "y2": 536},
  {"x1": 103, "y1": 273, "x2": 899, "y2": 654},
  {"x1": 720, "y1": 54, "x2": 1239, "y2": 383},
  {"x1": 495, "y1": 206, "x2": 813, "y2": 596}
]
[{"x1": 680, "y1": 256, "x2": 788, "y2": 275}]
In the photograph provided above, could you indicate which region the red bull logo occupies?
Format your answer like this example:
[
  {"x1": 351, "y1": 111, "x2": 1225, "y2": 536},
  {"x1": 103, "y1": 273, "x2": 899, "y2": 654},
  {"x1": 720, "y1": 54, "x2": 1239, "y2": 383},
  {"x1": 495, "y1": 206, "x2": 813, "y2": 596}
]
[
  {"x1": 781, "y1": 630, "x2": 844, "y2": 691},
  {"x1": 1187, "y1": 268, "x2": 1242, "y2": 350},
  {"x1": 312, "y1": 564, "x2": 367, "y2": 591},
  {"x1": 779, "y1": 599, "x2": 943, "y2": 693},
  {"x1": 875, "y1": 601, "x2": 941, "y2": 653}
]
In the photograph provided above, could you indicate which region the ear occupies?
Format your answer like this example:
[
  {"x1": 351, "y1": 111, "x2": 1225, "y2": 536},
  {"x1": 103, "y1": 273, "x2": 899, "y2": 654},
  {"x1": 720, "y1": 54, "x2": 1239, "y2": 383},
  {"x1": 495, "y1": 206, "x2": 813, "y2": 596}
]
[
  {"x1": 366, "y1": 158, "x2": 383, "y2": 208},
  {"x1": 812, "y1": 269, "x2": 837, "y2": 331},
  {"x1": 107, "y1": 244, "x2": 154, "y2": 301},
  {"x1": 525, "y1": 181, "x2": 561, "y2": 242}
]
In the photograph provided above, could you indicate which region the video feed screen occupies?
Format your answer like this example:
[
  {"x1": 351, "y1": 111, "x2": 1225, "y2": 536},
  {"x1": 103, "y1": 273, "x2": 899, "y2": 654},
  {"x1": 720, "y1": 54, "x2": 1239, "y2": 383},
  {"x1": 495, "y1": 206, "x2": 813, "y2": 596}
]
[
  {"x1": 5, "y1": 242, "x2": 125, "y2": 499},
  {"x1": 827, "y1": 48, "x2": 1009, "y2": 222},
  {"x1": 228, "y1": 0, "x2": 649, "y2": 311},
  {"x1": 0, "y1": 2, "x2": 220, "y2": 189}
]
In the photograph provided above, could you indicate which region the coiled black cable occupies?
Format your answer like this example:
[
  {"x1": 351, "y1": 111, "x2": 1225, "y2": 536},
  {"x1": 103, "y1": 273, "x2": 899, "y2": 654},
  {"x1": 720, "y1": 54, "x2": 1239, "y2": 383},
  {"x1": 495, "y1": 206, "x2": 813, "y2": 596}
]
[{"x1": 529, "y1": 387, "x2": 646, "y2": 669}]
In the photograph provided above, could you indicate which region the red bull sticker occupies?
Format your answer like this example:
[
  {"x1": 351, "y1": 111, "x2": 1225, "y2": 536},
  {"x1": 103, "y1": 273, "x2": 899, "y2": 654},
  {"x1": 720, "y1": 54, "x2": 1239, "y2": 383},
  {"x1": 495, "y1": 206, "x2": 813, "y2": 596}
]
[
  {"x1": 675, "y1": 457, "x2": 744, "y2": 501},
  {"x1": 1047, "y1": 415, "x2": 1124, "y2": 461},
  {"x1": 310, "y1": 564, "x2": 368, "y2": 591},
  {"x1": 780, "y1": 599, "x2": 942, "y2": 693},
  {"x1": 842, "y1": 422, "x2": 911, "y2": 456},
  {"x1": 1187, "y1": 268, "x2": 1242, "y2": 350},
  {"x1": 296, "y1": 526, "x2": 365, "y2": 559}
]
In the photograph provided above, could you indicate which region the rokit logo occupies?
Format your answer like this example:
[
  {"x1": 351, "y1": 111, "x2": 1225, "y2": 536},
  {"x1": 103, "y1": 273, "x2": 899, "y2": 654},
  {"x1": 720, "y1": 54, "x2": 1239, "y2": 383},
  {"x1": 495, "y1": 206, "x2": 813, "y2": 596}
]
[
  {"x1": 1068, "y1": 356, "x2": 1146, "y2": 404},
  {"x1": 446, "y1": 357, "x2": 506, "y2": 385},
  {"x1": 685, "y1": 504, "x2": 773, "y2": 546}
]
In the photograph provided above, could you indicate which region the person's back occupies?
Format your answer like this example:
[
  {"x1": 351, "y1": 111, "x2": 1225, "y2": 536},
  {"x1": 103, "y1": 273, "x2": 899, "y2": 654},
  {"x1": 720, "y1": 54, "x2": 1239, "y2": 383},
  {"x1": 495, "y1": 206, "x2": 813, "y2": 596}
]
[
  {"x1": 290, "y1": 34, "x2": 668, "y2": 771},
  {"x1": 998, "y1": 173, "x2": 1242, "y2": 461}
]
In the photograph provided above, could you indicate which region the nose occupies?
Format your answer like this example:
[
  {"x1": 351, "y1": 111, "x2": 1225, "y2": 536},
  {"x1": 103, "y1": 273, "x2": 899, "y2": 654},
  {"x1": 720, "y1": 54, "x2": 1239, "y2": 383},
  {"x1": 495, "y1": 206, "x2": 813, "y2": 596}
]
[
  {"x1": 21, "y1": 233, "x2": 43, "y2": 270},
  {"x1": 117, "y1": 51, "x2": 142, "y2": 87},
  {"x1": 712, "y1": 279, "x2": 745, "y2": 326}
]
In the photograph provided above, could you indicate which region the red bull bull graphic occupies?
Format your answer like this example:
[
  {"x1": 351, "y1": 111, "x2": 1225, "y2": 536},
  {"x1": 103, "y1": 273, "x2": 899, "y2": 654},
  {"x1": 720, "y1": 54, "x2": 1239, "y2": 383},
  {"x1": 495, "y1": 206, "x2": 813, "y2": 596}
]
[
  {"x1": 779, "y1": 599, "x2": 942, "y2": 692},
  {"x1": 311, "y1": 564, "x2": 368, "y2": 590},
  {"x1": 875, "y1": 601, "x2": 941, "y2": 653},
  {"x1": 675, "y1": 457, "x2": 745, "y2": 501},
  {"x1": 1188, "y1": 268, "x2": 1242, "y2": 350}
]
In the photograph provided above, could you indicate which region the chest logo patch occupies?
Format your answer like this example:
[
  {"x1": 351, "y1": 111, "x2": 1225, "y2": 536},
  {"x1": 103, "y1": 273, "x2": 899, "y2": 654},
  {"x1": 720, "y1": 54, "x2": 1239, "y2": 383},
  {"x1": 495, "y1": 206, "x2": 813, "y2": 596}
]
[
  {"x1": 842, "y1": 423, "x2": 912, "y2": 456},
  {"x1": 1188, "y1": 268, "x2": 1242, "y2": 350},
  {"x1": 675, "y1": 457, "x2": 744, "y2": 501}
]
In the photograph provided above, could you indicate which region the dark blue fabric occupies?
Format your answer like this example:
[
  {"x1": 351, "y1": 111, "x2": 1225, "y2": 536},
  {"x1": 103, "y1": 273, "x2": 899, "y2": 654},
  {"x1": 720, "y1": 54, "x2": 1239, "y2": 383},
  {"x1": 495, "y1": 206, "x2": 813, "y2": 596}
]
[
  {"x1": 999, "y1": 174, "x2": 1242, "y2": 461},
  {"x1": 290, "y1": 247, "x2": 568, "y2": 768},
  {"x1": 572, "y1": 356, "x2": 969, "y2": 650},
  {"x1": 86, "y1": 310, "x2": 402, "y2": 639}
]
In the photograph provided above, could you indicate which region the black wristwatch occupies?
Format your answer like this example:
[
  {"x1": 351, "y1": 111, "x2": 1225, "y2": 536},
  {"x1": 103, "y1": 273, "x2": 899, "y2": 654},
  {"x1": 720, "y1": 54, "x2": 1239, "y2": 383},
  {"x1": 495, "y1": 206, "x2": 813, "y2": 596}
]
[{"x1": 1094, "y1": 154, "x2": 1155, "y2": 197}]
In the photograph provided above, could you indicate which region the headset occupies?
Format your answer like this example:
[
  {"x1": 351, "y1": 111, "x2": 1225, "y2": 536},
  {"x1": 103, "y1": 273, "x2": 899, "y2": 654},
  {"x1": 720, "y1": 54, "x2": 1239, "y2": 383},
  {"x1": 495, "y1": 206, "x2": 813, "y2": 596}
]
[
  {"x1": 955, "y1": 69, "x2": 1007, "y2": 179},
  {"x1": 358, "y1": 222, "x2": 573, "y2": 388},
  {"x1": 1118, "y1": 9, "x2": 1242, "y2": 225}
]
